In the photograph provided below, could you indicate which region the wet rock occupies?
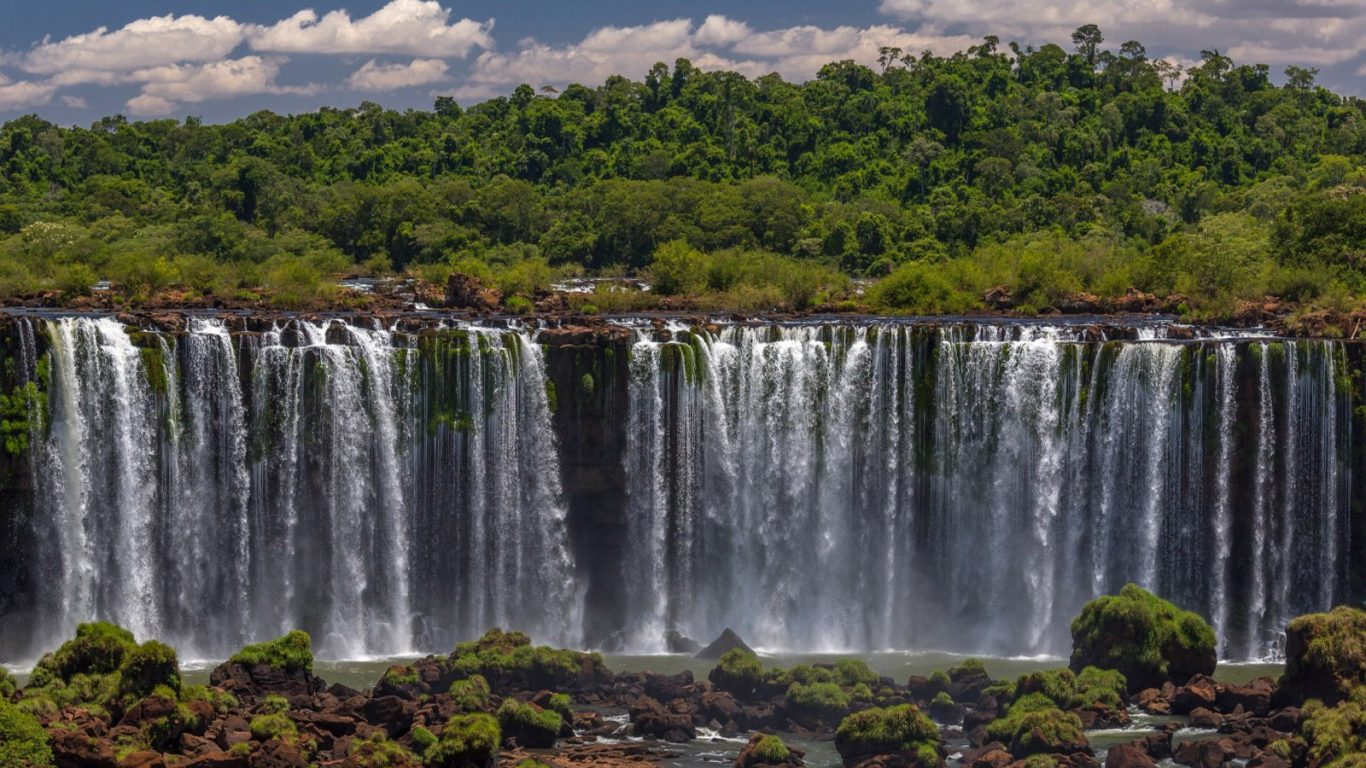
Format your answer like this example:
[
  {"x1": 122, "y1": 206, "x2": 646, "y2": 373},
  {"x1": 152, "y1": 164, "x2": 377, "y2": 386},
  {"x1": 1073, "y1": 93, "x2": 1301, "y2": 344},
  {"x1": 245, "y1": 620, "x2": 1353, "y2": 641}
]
[
  {"x1": 629, "y1": 696, "x2": 696, "y2": 743},
  {"x1": 1171, "y1": 676, "x2": 1219, "y2": 715},
  {"x1": 696, "y1": 629, "x2": 755, "y2": 660},
  {"x1": 1133, "y1": 688, "x2": 1170, "y2": 715},
  {"x1": 734, "y1": 733, "x2": 805, "y2": 768},
  {"x1": 1173, "y1": 738, "x2": 1233, "y2": 768},
  {"x1": 209, "y1": 661, "x2": 322, "y2": 703},
  {"x1": 50, "y1": 728, "x2": 118, "y2": 768},
  {"x1": 1188, "y1": 707, "x2": 1222, "y2": 728},
  {"x1": 185, "y1": 752, "x2": 250, "y2": 768},
  {"x1": 1217, "y1": 679, "x2": 1273, "y2": 716},
  {"x1": 118, "y1": 752, "x2": 166, "y2": 768},
  {"x1": 664, "y1": 630, "x2": 701, "y2": 655},
  {"x1": 445, "y1": 274, "x2": 501, "y2": 311},
  {"x1": 1104, "y1": 744, "x2": 1156, "y2": 768},
  {"x1": 963, "y1": 743, "x2": 1013, "y2": 768}
]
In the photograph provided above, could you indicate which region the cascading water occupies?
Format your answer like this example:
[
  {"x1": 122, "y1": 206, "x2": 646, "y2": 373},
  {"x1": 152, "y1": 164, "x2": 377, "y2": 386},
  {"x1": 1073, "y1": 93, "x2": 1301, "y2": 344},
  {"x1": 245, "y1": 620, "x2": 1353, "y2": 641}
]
[
  {"x1": 621, "y1": 324, "x2": 1353, "y2": 660},
  {"x1": 4, "y1": 316, "x2": 579, "y2": 661}
]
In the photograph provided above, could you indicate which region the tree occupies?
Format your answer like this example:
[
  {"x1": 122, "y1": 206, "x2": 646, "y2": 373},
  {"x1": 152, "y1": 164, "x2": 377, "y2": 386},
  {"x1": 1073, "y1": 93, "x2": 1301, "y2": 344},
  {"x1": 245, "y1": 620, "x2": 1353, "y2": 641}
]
[
  {"x1": 1285, "y1": 65, "x2": 1319, "y2": 91},
  {"x1": 1071, "y1": 24, "x2": 1104, "y2": 65}
]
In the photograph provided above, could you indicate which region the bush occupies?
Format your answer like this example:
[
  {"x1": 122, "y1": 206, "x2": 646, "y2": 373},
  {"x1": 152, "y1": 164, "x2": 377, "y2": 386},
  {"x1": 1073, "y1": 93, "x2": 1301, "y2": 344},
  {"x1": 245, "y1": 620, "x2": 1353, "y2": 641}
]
[
  {"x1": 496, "y1": 699, "x2": 561, "y2": 748},
  {"x1": 870, "y1": 260, "x2": 982, "y2": 314},
  {"x1": 230, "y1": 630, "x2": 313, "y2": 673},
  {"x1": 503, "y1": 296, "x2": 533, "y2": 315},
  {"x1": 0, "y1": 668, "x2": 16, "y2": 699},
  {"x1": 449, "y1": 676, "x2": 490, "y2": 712},
  {"x1": 709, "y1": 649, "x2": 764, "y2": 698},
  {"x1": 249, "y1": 711, "x2": 297, "y2": 741},
  {"x1": 1300, "y1": 688, "x2": 1366, "y2": 767},
  {"x1": 0, "y1": 699, "x2": 52, "y2": 767},
  {"x1": 33, "y1": 621, "x2": 136, "y2": 682},
  {"x1": 545, "y1": 693, "x2": 572, "y2": 723},
  {"x1": 995, "y1": 707, "x2": 1086, "y2": 757},
  {"x1": 1011, "y1": 667, "x2": 1124, "y2": 711},
  {"x1": 410, "y1": 726, "x2": 438, "y2": 756},
  {"x1": 787, "y1": 681, "x2": 852, "y2": 721},
  {"x1": 118, "y1": 641, "x2": 181, "y2": 701},
  {"x1": 1069, "y1": 584, "x2": 1216, "y2": 692},
  {"x1": 834, "y1": 704, "x2": 940, "y2": 766},
  {"x1": 350, "y1": 733, "x2": 419, "y2": 768},
  {"x1": 834, "y1": 659, "x2": 878, "y2": 687},
  {"x1": 425, "y1": 713, "x2": 500, "y2": 768}
]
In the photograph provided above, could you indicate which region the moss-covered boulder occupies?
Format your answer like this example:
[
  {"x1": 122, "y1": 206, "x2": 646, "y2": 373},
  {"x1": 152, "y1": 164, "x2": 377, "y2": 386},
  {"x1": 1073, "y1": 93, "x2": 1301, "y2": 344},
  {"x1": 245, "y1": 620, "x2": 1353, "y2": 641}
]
[
  {"x1": 0, "y1": 698, "x2": 53, "y2": 767},
  {"x1": 425, "y1": 713, "x2": 500, "y2": 768},
  {"x1": 211, "y1": 630, "x2": 320, "y2": 701},
  {"x1": 709, "y1": 649, "x2": 764, "y2": 698},
  {"x1": 984, "y1": 694, "x2": 1090, "y2": 758},
  {"x1": 1279, "y1": 606, "x2": 1366, "y2": 706},
  {"x1": 1069, "y1": 584, "x2": 1216, "y2": 692},
  {"x1": 117, "y1": 641, "x2": 180, "y2": 702},
  {"x1": 31, "y1": 621, "x2": 136, "y2": 684},
  {"x1": 495, "y1": 700, "x2": 561, "y2": 748},
  {"x1": 833, "y1": 704, "x2": 942, "y2": 768},
  {"x1": 450, "y1": 629, "x2": 610, "y2": 695},
  {"x1": 736, "y1": 733, "x2": 805, "y2": 768},
  {"x1": 785, "y1": 681, "x2": 853, "y2": 724}
]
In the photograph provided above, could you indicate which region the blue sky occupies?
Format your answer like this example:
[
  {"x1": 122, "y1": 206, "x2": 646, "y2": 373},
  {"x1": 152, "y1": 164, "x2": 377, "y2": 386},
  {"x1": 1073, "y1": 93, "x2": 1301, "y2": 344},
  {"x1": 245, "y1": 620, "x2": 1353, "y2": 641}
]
[{"x1": 1, "y1": 0, "x2": 1363, "y2": 123}]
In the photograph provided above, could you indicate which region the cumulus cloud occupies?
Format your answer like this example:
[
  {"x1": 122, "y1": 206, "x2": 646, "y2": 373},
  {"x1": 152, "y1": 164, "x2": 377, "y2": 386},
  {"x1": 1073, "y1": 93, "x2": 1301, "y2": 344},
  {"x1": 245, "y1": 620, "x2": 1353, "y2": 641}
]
[
  {"x1": 459, "y1": 16, "x2": 972, "y2": 97},
  {"x1": 248, "y1": 0, "x2": 493, "y2": 57},
  {"x1": 126, "y1": 56, "x2": 318, "y2": 115},
  {"x1": 0, "y1": 78, "x2": 58, "y2": 110},
  {"x1": 348, "y1": 58, "x2": 449, "y2": 91},
  {"x1": 18, "y1": 14, "x2": 245, "y2": 75}
]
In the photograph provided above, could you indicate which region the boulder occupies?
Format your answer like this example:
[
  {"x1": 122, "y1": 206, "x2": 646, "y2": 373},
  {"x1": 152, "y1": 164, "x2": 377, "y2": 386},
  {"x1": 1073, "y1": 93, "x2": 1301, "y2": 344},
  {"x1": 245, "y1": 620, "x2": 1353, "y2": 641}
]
[
  {"x1": 1173, "y1": 739, "x2": 1233, "y2": 768},
  {"x1": 665, "y1": 630, "x2": 702, "y2": 655},
  {"x1": 1069, "y1": 584, "x2": 1216, "y2": 692},
  {"x1": 629, "y1": 696, "x2": 695, "y2": 743},
  {"x1": 1105, "y1": 744, "x2": 1156, "y2": 768},
  {"x1": 1277, "y1": 606, "x2": 1366, "y2": 706},
  {"x1": 696, "y1": 629, "x2": 755, "y2": 660},
  {"x1": 444, "y1": 274, "x2": 501, "y2": 311},
  {"x1": 50, "y1": 728, "x2": 118, "y2": 768},
  {"x1": 735, "y1": 733, "x2": 805, "y2": 768},
  {"x1": 1171, "y1": 676, "x2": 1219, "y2": 715}
]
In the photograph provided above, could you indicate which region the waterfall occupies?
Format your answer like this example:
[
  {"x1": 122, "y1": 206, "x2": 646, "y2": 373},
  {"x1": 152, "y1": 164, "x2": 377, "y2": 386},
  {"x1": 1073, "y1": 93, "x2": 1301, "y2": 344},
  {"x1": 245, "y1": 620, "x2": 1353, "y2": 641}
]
[
  {"x1": 621, "y1": 324, "x2": 1353, "y2": 659},
  {"x1": 5, "y1": 316, "x2": 579, "y2": 661}
]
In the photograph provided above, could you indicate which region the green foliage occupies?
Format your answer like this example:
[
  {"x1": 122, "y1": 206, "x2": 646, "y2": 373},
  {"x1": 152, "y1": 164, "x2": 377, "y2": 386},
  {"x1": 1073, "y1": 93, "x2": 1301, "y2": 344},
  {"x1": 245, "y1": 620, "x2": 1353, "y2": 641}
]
[
  {"x1": 1300, "y1": 688, "x2": 1366, "y2": 767},
  {"x1": 33, "y1": 621, "x2": 136, "y2": 682},
  {"x1": 450, "y1": 630, "x2": 605, "y2": 694},
  {"x1": 449, "y1": 676, "x2": 491, "y2": 712},
  {"x1": 833, "y1": 659, "x2": 878, "y2": 687},
  {"x1": 0, "y1": 382, "x2": 44, "y2": 457},
  {"x1": 261, "y1": 694, "x2": 290, "y2": 714},
  {"x1": 1069, "y1": 583, "x2": 1216, "y2": 691},
  {"x1": 1010, "y1": 667, "x2": 1125, "y2": 711},
  {"x1": 545, "y1": 693, "x2": 573, "y2": 723},
  {"x1": 495, "y1": 699, "x2": 562, "y2": 746},
  {"x1": 351, "y1": 733, "x2": 420, "y2": 768},
  {"x1": 752, "y1": 735, "x2": 791, "y2": 764},
  {"x1": 0, "y1": 667, "x2": 16, "y2": 699},
  {"x1": 786, "y1": 681, "x2": 852, "y2": 720},
  {"x1": 425, "y1": 713, "x2": 499, "y2": 768},
  {"x1": 710, "y1": 649, "x2": 765, "y2": 697},
  {"x1": 1282, "y1": 606, "x2": 1366, "y2": 704},
  {"x1": 117, "y1": 641, "x2": 180, "y2": 701},
  {"x1": 180, "y1": 685, "x2": 237, "y2": 714},
  {"x1": 229, "y1": 630, "x2": 313, "y2": 673},
  {"x1": 0, "y1": 699, "x2": 53, "y2": 768},
  {"x1": 834, "y1": 704, "x2": 940, "y2": 766},
  {"x1": 410, "y1": 726, "x2": 438, "y2": 756},
  {"x1": 249, "y1": 711, "x2": 297, "y2": 742}
]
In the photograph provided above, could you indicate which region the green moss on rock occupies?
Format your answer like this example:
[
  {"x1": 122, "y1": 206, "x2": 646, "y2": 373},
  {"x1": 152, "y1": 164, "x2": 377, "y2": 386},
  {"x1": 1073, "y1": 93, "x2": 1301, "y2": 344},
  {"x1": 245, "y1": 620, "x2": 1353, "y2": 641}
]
[
  {"x1": 786, "y1": 681, "x2": 852, "y2": 721},
  {"x1": 750, "y1": 735, "x2": 791, "y2": 765},
  {"x1": 249, "y1": 711, "x2": 298, "y2": 741},
  {"x1": 450, "y1": 630, "x2": 607, "y2": 695},
  {"x1": 425, "y1": 713, "x2": 500, "y2": 768},
  {"x1": 449, "y1": 676, "x2": 490, "y2": 712},
  {"x1": 230, "y1": 630, "x2": 313, "y2": 673},
  {"x1": 1280, "y1": 607, "x2": 1366, "y2": 706},
  {"x1": 985, "y1": 694, "x2": 1088, "y2": 758},
  {"x1": 1300, "y1": 688, "x2": 1366, "y2": 767},
  {"x1": 0, "y1": 699, "x2": 53, "y2": 768},
  {"x1": 32, "y1": 621, "x2": 136, "y2": 682},
  {"x1": 709, "y1": 649, "x2": 765, "y2": 698},
  {"x1": 496, "y1": 699, "x2": 561, "y2": 748},
  {"x1": 833, "y1": 704, "x2": 941, "y2": 768},
  {"x1": 118, "y1": 641, "x2": 181, "y2": 702},
  {"x1": 1069, "y1": 584, "x2": 1216, "y2": 692}
]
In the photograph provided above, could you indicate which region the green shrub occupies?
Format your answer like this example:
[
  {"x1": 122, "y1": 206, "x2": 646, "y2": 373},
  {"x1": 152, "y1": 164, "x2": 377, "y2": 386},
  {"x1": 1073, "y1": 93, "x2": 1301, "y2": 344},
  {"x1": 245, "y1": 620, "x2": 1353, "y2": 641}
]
[
  {"x1": 1281, "y1": 607, "x2": 1366, "y2": 705},
  {"x1": 0, "y1": 699, "x2": 53, "y2": 767},
  {"x1": 181, "y1": 685, "x2": 237, "y2": 714},
  {"x1": 249, "y1": 711, "x2": 297, "y2": 742},
  {"x1": 784, "y1": 665, "x2": 834, "y2": 685},
  {"x1": 546, "y1": 693, "x2": 572, "y2": 722},
  {"x1": 118, "y1": 641, "x2": 180, "y2": 701},
  {"x1": 786, "y1": 681, "x2": 852, "y2": 720},
  {"x1": 450, "y1": 630, "x2": 604, "y2": 695},
  {"x1": 33, "y1": 622, "x2": 136, "y2": 682},
  {"x1": 834, "y1": 704, "x2": 940, "y2": 766},
  {"x1": 503, "y1": 296, "x2": 534, "y2": 315},
  {"x1": 752, "y1": 735, "x2": 791, "y2": 763},
  {"x1": 449, "y1": 676, "x2": 490, "y2": 712},
  {"x1": 261, "y1": 694, "x2": 290, "y2": 714},
  {"x1": 834, "y1": 659, "x2": 878, "y2": 687},
  {"x1": 0, "y1": 668, "x2": 16, "y2": 699},
  {"x1": 496, "y1": 700, "x2": 561, "y2": 748},
  {"x1": 709, "y1": 649, "x2": 765, "y2": 697},
  {"x1": 425, "y1": 713, "x2": 499, "y2": 768},
  {"x1": 351, "y1": 733, "x2": 419, "y2": 768},
  {"x1": 230, "y1": 630, "x2": 313, "y2": 673},
  {"x1": 986, "y1": 694, "x2": 1086, "y2": 757},
  {"x1": 871, "y1": 260, "x2": 982, "y2": 314},
  {"x1": 410, "y1": 726, "x2": 437, "y2": 756},
  {"x1": 949, "y1": 659, "x2": 988, "y2": 680},
  {"x1": 1069, "y1": 583, "x2": 1216, "y2": 691}
]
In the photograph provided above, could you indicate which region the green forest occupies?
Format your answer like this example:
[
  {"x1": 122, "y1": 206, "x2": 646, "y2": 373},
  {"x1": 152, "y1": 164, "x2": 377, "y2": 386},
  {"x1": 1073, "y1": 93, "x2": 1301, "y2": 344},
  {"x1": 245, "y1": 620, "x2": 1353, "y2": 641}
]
[{"x1": 1, "y1": 26, "x2": 1364, "y2": 322}]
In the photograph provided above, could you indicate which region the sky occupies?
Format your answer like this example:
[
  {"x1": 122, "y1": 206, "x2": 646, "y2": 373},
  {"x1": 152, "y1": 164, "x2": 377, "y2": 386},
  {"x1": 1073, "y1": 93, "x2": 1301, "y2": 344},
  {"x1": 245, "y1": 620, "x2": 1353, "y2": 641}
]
[{"x1": 0, "y1": 0, "x2": 1363, "y2": 124}]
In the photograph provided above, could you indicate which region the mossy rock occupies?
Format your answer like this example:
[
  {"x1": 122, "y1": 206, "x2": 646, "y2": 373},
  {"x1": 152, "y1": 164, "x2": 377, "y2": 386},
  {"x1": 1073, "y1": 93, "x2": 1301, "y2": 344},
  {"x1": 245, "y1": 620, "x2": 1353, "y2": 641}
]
[
  {"x1": 1012, "y1": 667, "x2": 1125, "y2": 711},
  {"x1": 1299, "y1": 687, "x2": 1366, "y2": 767},
  {"x1": 229, "y1": 630, "x2": 314, "y2": 673},
  {"x1": 709, "y1": 649, "x2": 764, "y2": 698},
  {"x1": 785, "y1": 681, "x2": 852, "y2": 723},
  {"x1": 249, "y1": 711, "x2": 298, "y2": 742},
  {"x1": 450, "y1": 629, "x2": 609, "y2": 695},
  {"x1": 1280, "y1": 607, "x2": 1366, "y2": 706},
  {"x1": 32, "y1": 621, "x2": 136, "y2": 683},
  {"x1": 985, "y1": 695, "x2": 1089, "y2": 758},
  {"x1": 738, "y1": 734, "x2": 799, "y2": 768},
  {"x1": 0, "y1": 698, "x2": 53, "y2": 767},
  {"x1": 495, "y1": 699, "x2": 561, "y2": 748},
  {"x1": 349, "y1": 733, "x2": 422, "y2": 768},
  {"x1": 425, "y1": 713, "x2": 500, "y2": 768},
  {"x1": 1069, "y1": 584, "x2": 1216, "y2": 692},
  {"x1": 833, "y1": 704, "x2": 941, "y2": 768},
  {"x1": 449, "y1": 676, "x2": 491, "y2": 713},
  {"x1": 118, "y1": 641, "x2": 181, "y2": 702}
]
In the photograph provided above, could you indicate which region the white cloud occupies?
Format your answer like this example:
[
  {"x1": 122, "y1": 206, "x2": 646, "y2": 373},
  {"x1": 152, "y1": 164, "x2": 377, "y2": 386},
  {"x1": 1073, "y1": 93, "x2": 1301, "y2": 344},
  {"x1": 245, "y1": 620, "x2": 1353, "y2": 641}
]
[
  {"x1": 126, "y1": 56, "x2": 318, "y2": 114},
  {"x1": 0, "y1": 78, "x2": 58, "y2": 110},
  {"x1": 60, "y1": 95, "x2": 89, "y2": 109},
  {"x1": 348, "y1": 58, "x2": 449, "y2": 91},
  {"x1": 18, "y1": 14, "x2": 245, "y2": 76},
  {"x1": 249, "y1": 0, "x2": 493, "y2": 57},
  {"x1": 459, "y1": 18, "x2": 972, "y2": 97}
]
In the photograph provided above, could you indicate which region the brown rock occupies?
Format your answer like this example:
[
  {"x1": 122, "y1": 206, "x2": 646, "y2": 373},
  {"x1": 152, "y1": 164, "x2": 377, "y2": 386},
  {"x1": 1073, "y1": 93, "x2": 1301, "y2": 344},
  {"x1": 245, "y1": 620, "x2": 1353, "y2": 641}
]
[
  {"x1": 50, "y1": 729, "x2": 118, "y2": 768},
  {"x1": 1104, "y1": 744, "x2": 1155, "y2": 768},
  {"x1": 1188, "y1": 707, "x2": 1222, "y2": 728},
  {"x1": 118, "y1": 752, "x2": 166, "y2": 768},
  {"x1": 1172, "y1": 676, "x2": 1219, "y2": 715},
  {"x1": 1173, "y1": 739, "x2": 1232, "y2": 768},
  {"x1": 186, "y1": 753, "x2": 250, "y2": 768}
]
